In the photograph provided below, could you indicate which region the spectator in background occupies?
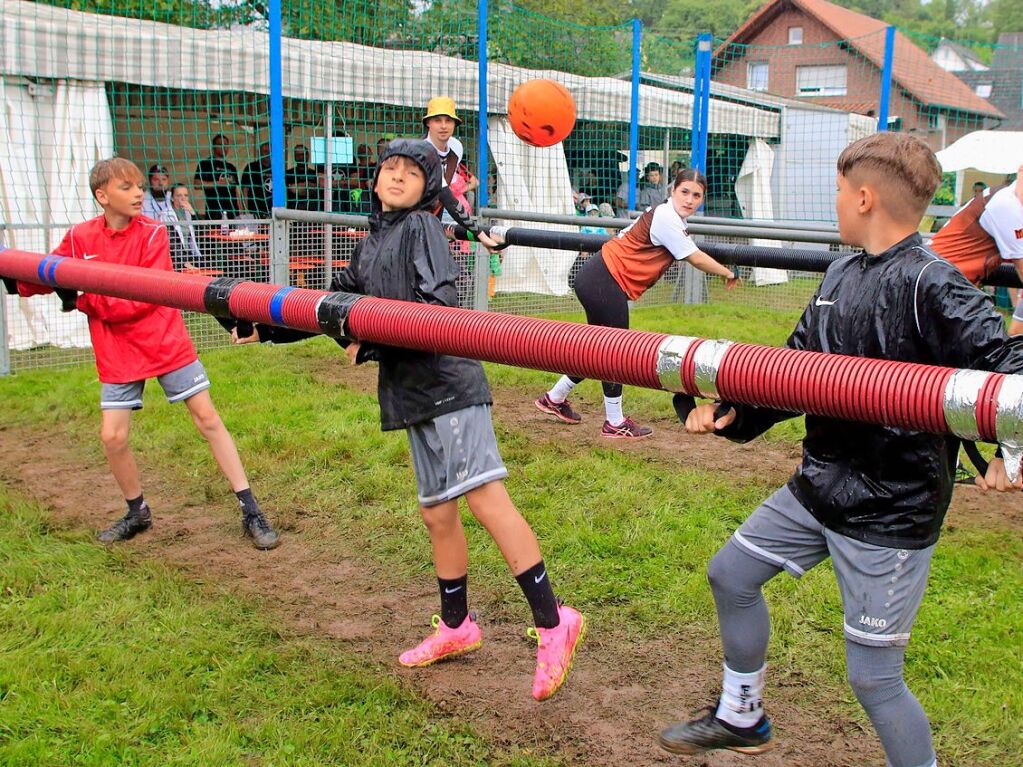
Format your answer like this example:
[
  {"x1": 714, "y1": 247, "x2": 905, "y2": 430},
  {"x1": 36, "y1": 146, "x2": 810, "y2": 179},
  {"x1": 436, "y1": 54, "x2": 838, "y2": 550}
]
[
  {"x1": 168, "y1": 184, "x2": 204, "y2": 269},
  {"x1": 376, "y1": 137, "x2": 390, "y2": 159},
  {"x1": 193, "y1": 134, "x2": 241, "y2": 220},
  {"x1": 579, "y1": 203, "x2": 608, "y2": 237},
  {"x1": 972, "y1": 180, "x2": 988, "y2": 202},
  {"x1": 597, "y1": 202, "x2": 616, "y2": 219},
  {"x1": 316, "y1": 166, "x2": 362, "y2": 214},
  {"x1": 241, "y1": 142, "x2": 273, "y2": 218},
  {"x1": 345, "y1": 144, "x2": 377, "y2": 210},
  {"x1": 285, "y1": 144, "x2": 319, "y2": 211},
  {"x1": 636, "y1": 162, "x2": 668, "y2": 210},
  {"x1": 573, "y1": 191, "x2": 592, "y2": 215},
  {"x1": 142, "y1": 164, "x2": 175, "y2": 222},
  {"x1": 615, "y1": 162, "x2": 669, "y2": 215}
]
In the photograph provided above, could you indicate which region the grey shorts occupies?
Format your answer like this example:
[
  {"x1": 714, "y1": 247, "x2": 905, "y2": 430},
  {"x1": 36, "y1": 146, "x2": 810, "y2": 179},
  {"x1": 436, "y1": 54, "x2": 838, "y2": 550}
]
[
  {"x1": 100, "y1": 359, "x2": 211, "y2": 410},
  {"x1": 407, "y1": 404, "x2": 509, "y2": 506},
  {"x1": 732, "y1": 484, "x2": 934, "y2": 648}
]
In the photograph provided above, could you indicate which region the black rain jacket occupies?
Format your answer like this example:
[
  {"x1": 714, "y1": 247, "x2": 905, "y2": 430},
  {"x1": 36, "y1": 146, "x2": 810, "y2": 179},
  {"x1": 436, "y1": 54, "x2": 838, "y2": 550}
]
[
  {"x1": 718, "y1": 234, "x2": 1023, "y2": 548},
  {"x1": 257, "y1": 139, "x2": 491, "y2": 431}
]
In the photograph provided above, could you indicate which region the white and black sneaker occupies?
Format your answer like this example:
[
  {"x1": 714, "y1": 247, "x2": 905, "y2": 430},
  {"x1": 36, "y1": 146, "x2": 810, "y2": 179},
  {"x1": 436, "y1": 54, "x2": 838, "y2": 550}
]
[{"x1": 659, "y1": 706, "x2": 774, "y2": 755}]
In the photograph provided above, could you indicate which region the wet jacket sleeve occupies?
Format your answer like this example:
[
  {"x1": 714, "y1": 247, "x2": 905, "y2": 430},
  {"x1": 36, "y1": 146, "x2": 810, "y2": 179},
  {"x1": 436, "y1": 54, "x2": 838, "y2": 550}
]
[
  {"x1": 917, "y1": 265, "x2": 1023, "y2": 373},
  {"x1": 76, "y1": 228, "x2": 169, "y2": 324},
  {"x1": 330, "y1": 239, "x2": 363, "y2": 295},
  {"x1": 714, "y1": 290, "x2": 815, "y2": 443},
  {"x1": 409, "y1": 213, "x2": 459, "y2": 308}
]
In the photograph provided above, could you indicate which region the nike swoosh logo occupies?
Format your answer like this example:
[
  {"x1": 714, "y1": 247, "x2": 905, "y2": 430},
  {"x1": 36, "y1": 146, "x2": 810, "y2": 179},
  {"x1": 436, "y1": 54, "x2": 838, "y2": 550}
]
[
  {"x1": 534, "y1": 571, "x2": 547, "y2": 584},
  {"x1": 83, "y1": 254, "x2": 99, "y2": 260},
  {"x1": 815, "y1": 297, "x2": 836, "y2": 306},
  {"x1": 443, "y1": 586, "x2": 462, "y2": 594}
]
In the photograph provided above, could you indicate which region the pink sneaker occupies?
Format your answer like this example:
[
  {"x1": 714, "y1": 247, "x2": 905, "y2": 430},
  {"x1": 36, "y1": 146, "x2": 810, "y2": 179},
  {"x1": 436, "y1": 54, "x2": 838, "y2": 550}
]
[
  {"x1": 535, "y1": 393, "x2": 582, "y2": 424},
  {"x1": 399, "y1": 614, "x2": 483, "y2": 668},
  {"x1": 528, "y1": 604, "x2": 586, "y2": 701},
  {"x1": 601, "y1": 417, "x2": 653, "y2": 439}
]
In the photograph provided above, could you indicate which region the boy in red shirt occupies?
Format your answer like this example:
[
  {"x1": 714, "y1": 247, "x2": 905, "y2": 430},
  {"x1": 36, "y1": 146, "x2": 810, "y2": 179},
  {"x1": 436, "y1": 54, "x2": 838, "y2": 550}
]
[{"x1": 18, "y1": 158, "x2": 279, "y2": 549}]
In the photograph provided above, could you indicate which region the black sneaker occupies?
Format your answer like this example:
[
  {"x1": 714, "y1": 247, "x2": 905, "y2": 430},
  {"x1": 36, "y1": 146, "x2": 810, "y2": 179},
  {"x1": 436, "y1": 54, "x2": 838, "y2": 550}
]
[
  {"x1": 97, "y1": 505, "x2": 152, "y2": 544},
  {"x1": 242, "y1": 510, "x2": 280, "y2": 550},
  {"x1": 659, "y1": 706, "x2": 774, "y2": 755}
]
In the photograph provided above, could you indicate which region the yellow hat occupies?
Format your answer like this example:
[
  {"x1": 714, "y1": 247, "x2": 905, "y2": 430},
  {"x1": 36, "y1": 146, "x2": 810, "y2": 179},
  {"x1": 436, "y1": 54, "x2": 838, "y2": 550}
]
[{"x1": 422, "y1": 96, "x2": 462, "y2": 126}]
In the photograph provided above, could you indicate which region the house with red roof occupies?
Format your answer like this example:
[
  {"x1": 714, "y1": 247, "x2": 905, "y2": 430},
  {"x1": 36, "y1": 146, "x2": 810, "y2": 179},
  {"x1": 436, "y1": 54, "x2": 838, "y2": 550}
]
[{"x1": 712, "y1": 0, "x2": 1003, "y2": 149}]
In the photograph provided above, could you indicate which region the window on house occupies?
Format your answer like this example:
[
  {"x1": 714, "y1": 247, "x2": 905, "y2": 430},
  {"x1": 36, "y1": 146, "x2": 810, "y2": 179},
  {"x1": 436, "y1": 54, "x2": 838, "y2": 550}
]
[
  {"x1": 788, "y1": 26, "x2": 803, "y2": 45},
  {"x1": 795, "y1": 65, "x2": 847, "y2": 96},
  {"x1": 747, "y1": 62, "x2": 769, "y2": 91},
  {"x1": 975, "y1": 82, "x2": 992, "y2": 98},
  {"x1": 928, "y1": 112, "x2": 947, "y2": 131}
]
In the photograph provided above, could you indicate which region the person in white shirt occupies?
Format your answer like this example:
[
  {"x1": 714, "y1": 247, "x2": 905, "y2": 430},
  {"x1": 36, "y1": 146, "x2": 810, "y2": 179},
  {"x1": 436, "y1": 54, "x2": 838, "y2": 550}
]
[{"x1": 168, "y1": 184, "x2": 204, "y2": 269}]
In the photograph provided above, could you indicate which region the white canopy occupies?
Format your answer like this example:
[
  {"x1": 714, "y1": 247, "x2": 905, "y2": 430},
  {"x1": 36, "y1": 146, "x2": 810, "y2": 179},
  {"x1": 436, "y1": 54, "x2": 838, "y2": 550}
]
[
  {"x1": 0, "y1": 0, "x2": 779, "y2": 139},
  {"x1": 935, "y1": 131, "x2": 1023, "y2": 174}
]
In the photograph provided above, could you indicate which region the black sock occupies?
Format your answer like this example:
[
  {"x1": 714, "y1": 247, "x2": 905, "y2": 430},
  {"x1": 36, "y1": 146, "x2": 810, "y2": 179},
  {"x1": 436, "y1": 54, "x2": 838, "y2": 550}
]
[
  {"x1": 515, "y1": 560, "x2": 560, "y2": 629},
  {"x1": 126, "y1": 494, "x2": 148, "y2": 516},
  {"x1": 236, "y1": 488, "x2": 259, "y2": 517},
  {"x1": 438, "y1": 575, "x2": 469, "y2": 628}
]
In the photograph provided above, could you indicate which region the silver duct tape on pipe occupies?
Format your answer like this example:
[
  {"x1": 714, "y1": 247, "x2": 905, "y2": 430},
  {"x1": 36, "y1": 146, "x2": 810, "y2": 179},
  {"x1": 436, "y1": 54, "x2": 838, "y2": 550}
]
[
  {"x1": 655, "y1": 335, "x2": 700, "y2": 393},
  {"x1": 693, "y1": 340, "x2": 734, "y2": 399},
  {"x1": 942, "y1": 369, "x2": 990, "y2": 442},
  {"x1": 995, "y1": 374, "x2": 1023, "y2": 483}
]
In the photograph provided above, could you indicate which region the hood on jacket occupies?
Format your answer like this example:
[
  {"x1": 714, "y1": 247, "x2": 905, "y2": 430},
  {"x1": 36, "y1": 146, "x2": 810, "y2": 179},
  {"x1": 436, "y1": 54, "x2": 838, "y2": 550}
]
[{"x1": 371, "y1": 139, "x2": 443, "y2": 217}]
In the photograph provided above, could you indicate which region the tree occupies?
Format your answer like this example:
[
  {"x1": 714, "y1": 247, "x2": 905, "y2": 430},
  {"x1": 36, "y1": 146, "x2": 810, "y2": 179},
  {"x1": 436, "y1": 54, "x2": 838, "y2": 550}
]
[{"x1": 991, "y1": 0, "x2": 1023, "y2": 33}]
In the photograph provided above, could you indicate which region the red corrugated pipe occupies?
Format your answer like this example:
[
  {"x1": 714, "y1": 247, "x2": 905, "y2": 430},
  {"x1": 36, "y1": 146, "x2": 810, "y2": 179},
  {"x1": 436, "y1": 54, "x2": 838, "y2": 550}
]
[{"x1": 1, "y1": 247, "x2": 1019, "y2": 467}]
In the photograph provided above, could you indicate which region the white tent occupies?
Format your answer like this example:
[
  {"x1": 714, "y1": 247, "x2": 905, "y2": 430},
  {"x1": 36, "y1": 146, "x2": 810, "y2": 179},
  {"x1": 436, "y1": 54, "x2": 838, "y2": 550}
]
[
  {"x1": 488, "y1": 118, "x2": 577, "y2": 295},
  {"x1": 935, "y1": 131, "x2": 1023, "y2": 174},
  {"x1": 0, "y1": 0, "x2": 780, "y2": 140},
  {"x1": 0, "y1": 78, "x2": 103, "y2": 350},
  {"x1": 734, "y1": 138, "x2": 787, "y2": 287}
]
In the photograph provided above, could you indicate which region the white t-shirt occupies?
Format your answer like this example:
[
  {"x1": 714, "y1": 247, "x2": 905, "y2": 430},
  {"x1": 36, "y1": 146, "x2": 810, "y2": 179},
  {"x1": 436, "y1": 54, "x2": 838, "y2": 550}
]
[
  {"x1": 424, "y1": 135, "x2": 464, "y2": 189},
  {"x1": 646, "y1": 202, "x2": 699, "y2": 261},
  {"x1": 979, "y1": 181, "x2": 1023, "y2": 260}
]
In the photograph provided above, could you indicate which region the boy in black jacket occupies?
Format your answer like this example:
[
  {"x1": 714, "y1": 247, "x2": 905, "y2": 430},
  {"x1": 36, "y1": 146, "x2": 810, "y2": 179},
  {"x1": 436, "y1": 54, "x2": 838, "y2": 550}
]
[
  {"x1": 235, "y1": 139, "x2": 584, "y2": 700},
  {"x1": 659, "y1": 133, "x2": 1023, "y2": 763}
]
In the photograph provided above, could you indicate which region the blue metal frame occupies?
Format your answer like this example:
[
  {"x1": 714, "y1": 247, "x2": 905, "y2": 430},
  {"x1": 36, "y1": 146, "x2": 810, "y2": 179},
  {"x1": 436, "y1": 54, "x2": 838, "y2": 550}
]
[
  {"x1": 268, "y1": 0, "x2": 286, "y2": 208},
  {"x1": 628, "y1": 18, "x2": 641, "y2": 211},
  {"x1": 478, "y1": 0, "x2": 489, "y2": 208},
  {"x1": 877, "y1": 26, "x2": 896, "y2": 132},
  {"x1": 691, "y1": 33, "x2": 712, "y2": 174}
]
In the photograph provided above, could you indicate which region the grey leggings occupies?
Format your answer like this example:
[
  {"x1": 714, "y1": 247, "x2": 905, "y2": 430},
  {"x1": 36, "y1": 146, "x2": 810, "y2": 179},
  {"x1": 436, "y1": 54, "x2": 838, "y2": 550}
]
[{"x1": 708, "y1": 539, "x2": 937, "y2": 767}]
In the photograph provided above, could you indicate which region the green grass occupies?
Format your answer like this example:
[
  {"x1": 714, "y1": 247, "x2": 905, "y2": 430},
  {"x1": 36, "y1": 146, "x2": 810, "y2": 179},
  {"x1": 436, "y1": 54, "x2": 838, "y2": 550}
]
[
  {"x1": 0, "y1": 488, "x2": 556, "y2": 767},
  {"x1": 0, "y1": 301, "x2": 1020, "y2": 764}
]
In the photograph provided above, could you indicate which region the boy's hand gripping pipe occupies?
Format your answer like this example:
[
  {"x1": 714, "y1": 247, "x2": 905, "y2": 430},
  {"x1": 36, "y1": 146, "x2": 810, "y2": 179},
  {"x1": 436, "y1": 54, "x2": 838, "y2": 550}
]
[{"x1": 2, "y1": 246, "x2": 1021, "y2": 480}]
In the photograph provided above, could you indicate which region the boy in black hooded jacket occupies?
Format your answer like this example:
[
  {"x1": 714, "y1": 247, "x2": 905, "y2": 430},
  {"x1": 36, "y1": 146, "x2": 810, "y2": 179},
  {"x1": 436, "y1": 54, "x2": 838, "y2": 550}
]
[{"x1": 235, "y1": 139, "x2": 584, "y2": 701}]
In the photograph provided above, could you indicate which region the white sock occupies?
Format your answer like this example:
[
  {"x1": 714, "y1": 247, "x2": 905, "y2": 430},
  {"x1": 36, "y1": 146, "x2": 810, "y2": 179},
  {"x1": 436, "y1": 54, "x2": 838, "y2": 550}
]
[
  {"x1": 548, "y1": 376, "x2": 576, "y2": 403},
  {"x1": 604, "y1": 395, "x2": 624, "y2": 426},
  {"x1": 715, "y1": 663, "x2": 766, "y2": 729}
]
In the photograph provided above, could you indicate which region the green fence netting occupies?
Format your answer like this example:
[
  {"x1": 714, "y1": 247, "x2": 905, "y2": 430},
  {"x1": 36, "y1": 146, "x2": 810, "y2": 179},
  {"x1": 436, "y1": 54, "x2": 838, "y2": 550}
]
[{"x1": 1, "y1": 0, "x2": 1018, "y2": 371}]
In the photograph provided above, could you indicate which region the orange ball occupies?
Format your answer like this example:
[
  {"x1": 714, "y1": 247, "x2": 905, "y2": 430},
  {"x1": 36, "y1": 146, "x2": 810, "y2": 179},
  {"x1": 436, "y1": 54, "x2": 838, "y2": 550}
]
[{"x1": 507, "y1": 79, "x2": 576, "y2": 148}]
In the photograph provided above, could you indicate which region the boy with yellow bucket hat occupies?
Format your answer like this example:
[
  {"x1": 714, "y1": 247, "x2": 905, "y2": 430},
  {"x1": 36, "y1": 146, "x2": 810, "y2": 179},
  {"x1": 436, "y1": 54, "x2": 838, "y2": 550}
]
[{"x1": 420, "y1": 96, "x2": 503, "y2": 300}]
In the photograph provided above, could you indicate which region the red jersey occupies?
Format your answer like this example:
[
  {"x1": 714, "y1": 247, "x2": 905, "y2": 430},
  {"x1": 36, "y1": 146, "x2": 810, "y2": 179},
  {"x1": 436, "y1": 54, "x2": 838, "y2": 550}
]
[{"x1": 20, "y1": 215, "x2": 197, "y2": 383}]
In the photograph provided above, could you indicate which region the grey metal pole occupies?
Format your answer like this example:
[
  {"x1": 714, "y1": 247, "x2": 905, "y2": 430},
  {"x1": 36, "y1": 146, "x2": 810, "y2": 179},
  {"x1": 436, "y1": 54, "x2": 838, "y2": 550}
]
[
  {"x1": 0, "y1": 291, "x2": 9, "y2": 376},
  {"x1": 323, "y1": 102, "x2": 334, "y2": 285}
]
